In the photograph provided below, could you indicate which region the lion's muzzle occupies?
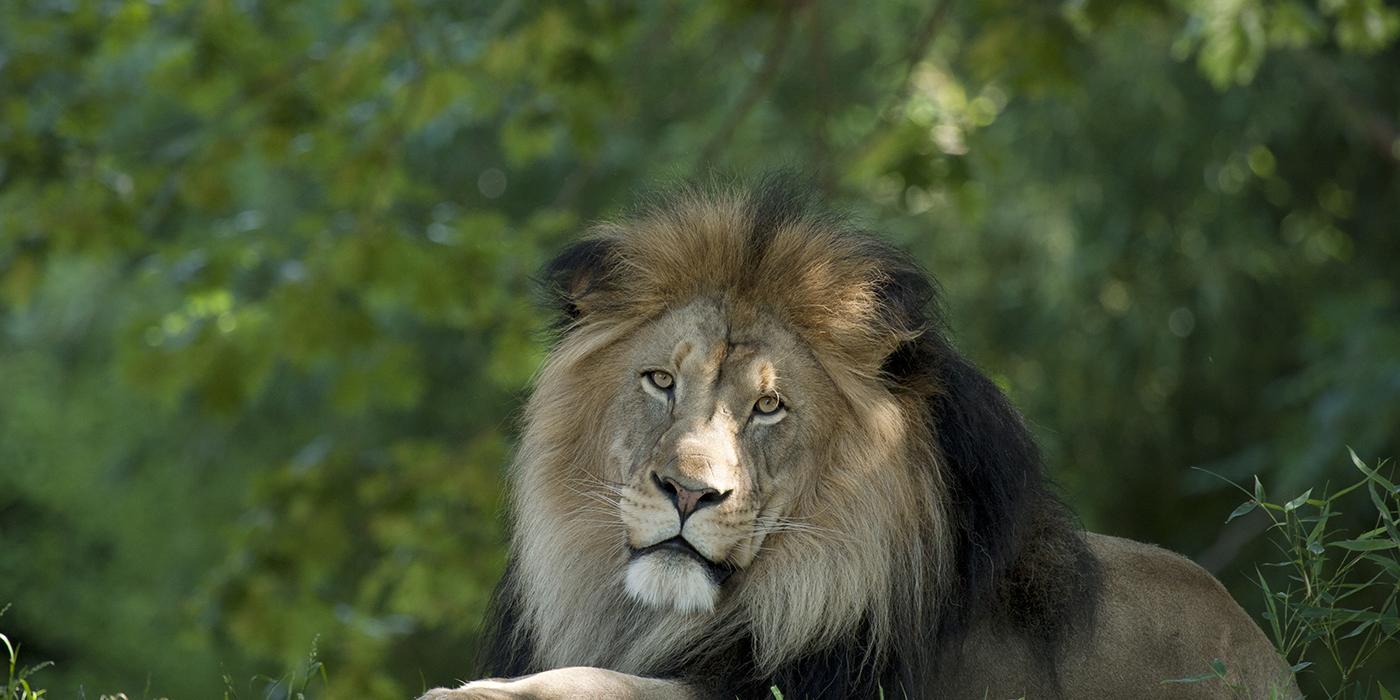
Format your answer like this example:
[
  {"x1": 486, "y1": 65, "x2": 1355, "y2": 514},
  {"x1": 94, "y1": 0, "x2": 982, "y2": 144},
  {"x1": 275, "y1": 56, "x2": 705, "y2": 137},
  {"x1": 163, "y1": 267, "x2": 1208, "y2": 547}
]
[
  {"x1": 650, "y1": 471, "x2": 731, "y2": 523},
  {"x1": 628, "y1": 535, "x2": 736, "y2": 584}
]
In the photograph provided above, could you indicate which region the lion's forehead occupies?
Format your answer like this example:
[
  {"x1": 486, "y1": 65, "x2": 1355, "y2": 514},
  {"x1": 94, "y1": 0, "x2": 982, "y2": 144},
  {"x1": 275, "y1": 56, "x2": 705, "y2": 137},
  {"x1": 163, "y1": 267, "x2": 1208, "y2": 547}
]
[{"x1": 649, "y1": 299, "x2": 808, "y2": 388}]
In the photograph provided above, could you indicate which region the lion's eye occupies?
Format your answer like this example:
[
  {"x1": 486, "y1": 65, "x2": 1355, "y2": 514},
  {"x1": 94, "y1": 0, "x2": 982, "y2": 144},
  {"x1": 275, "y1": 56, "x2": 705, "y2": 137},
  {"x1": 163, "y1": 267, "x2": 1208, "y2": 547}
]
[
  {"x1": 754, "y1": 395, "x2": 782, "y2": 415},
  {"x1": 645, "y1": 370, "x2": 674, "y2": 391}
]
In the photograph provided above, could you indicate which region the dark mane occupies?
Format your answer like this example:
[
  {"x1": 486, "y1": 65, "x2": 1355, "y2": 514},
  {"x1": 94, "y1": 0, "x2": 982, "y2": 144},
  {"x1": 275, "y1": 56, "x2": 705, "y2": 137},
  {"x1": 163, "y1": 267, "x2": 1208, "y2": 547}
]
[{"x1": 483, "y1": 175, "x2": 1103, "y2": 698}]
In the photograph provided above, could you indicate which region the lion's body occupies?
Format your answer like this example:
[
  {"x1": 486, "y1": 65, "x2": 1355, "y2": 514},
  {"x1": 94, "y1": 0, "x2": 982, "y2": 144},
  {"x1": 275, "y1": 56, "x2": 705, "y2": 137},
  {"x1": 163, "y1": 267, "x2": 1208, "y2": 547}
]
[
  {"x1": 425, "y1": 180, "x2": 1298, "y2": 699},
  {"x1": 429, "y1": 534, "x2": 1294, "y2": 699},
  {"x1": 944, "y1": 534, "x2": 1295, "y2": 698}
]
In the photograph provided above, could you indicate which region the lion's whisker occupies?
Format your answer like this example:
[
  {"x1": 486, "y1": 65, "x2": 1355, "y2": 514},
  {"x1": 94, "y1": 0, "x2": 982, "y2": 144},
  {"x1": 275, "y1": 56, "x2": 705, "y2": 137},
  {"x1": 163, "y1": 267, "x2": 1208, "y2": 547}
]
[
  {"x1": 559, "y1": 481, "x2": 624, "y2": 510},
  {"x1": 562, "y1": 519, "x2": 622, "y2": 528},
  {"x1": 572, "y1": 472, "x2": 628, "y2": 493},
  {"x1": 749, "y1": 523, "x2": 858, "y2": 546}
]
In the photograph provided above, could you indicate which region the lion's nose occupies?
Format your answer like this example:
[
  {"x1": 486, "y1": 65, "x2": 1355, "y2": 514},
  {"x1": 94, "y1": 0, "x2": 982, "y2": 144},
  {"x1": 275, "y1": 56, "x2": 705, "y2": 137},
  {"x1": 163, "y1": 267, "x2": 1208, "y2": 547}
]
[{"x1": 650, "y1": 472, "x2": 730, "y2": 523}]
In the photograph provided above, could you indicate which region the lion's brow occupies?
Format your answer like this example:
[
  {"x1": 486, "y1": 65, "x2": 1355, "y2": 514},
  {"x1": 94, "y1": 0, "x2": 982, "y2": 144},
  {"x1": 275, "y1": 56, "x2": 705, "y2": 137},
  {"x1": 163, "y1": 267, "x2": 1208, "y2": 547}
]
[
  {"x1": 756, "y1": 362, "x2": 776, "y2": 391},
  {"x1": 670, "y1": 340, "x2": 694, "y2": 367}
]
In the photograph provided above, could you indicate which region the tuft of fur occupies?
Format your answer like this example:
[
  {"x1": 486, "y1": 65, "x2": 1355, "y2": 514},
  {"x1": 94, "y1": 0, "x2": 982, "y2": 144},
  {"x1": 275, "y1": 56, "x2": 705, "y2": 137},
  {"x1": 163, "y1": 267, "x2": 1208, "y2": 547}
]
[
  {"x1": 624, "y1": 555, "x2": 719, "y2": 614},
  {"x1": 483, "y1": 175, "x2": 1102, "y2": 697}
]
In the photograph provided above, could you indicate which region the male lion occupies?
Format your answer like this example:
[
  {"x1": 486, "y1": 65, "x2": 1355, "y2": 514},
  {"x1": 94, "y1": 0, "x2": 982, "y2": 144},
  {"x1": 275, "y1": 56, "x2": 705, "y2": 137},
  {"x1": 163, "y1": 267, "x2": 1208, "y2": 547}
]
[{"x1": 424, "y1": 181, "x2": 1298, "y2": 699}]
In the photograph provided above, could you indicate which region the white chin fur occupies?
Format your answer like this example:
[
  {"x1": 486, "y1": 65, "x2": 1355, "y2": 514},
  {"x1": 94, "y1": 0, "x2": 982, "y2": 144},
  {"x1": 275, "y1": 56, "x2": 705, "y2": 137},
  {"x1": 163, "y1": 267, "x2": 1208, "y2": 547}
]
[{"x1": 624, "y1": 553, "x2": 718, "y2": 614}]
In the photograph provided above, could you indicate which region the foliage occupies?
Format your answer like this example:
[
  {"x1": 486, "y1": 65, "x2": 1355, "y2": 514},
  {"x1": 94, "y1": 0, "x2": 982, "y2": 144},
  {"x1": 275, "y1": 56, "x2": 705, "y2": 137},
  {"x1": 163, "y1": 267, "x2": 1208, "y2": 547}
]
[
  {"x1": 1, "y1": 0, "x2": 1397, "y2": 696},
  {"x1": 1242, "y1": 450, "x2": 1400, "y2": 698},
  {"x1": 1169, "y1": 448, "x2": 1400, "y2": 698},
  {"x1": 226, "y1": 636, "x2": 327, "y2": 700},
  {"x1": 0, "y1": 614, "x2": 326, "y2": 700},
  {"x1": 2, "y1": 606, "x2": 51, "y2": 700}
]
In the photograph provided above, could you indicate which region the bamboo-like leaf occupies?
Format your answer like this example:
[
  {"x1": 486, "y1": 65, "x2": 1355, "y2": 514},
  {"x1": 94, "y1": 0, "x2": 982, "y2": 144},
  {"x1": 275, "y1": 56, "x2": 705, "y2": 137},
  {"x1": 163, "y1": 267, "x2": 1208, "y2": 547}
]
[
  {"x1": 1330, "y1": 476, "x2": 1369, "y2": 501},
  {"x1": 1371, "y1": 482, "x2": 1398, "y2": 525},
  {"x1": 1352, "y1": 447, "x2": 1398, "y2": 493},
  {"x1": 1285, "y1": 489, "x2": 1313, "y2": 512},
  {"x1": 1333, "y1": 538, "x2": 1399, "y2": 552},
  {"x1": 1363, "y1": 553, "x2": 1400, "y2": 578},
  {"x1": 1227, "y1": 499, "x2": 1258, "y2": 523}
]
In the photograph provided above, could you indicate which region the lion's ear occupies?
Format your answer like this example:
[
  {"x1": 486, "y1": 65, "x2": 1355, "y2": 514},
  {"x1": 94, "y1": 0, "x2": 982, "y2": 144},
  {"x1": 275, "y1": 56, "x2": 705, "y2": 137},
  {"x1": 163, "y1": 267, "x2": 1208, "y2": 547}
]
[{"x1": 540, "y1": 237, "x2": 619, "y2": 324}]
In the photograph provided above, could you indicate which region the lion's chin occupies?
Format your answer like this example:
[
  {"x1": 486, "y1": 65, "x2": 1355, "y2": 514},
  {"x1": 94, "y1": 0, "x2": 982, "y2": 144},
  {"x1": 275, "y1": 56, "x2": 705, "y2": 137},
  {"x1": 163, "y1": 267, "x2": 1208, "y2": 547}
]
[{"x1": 623, "y1": 553, "x2": 720, "y2": 614}]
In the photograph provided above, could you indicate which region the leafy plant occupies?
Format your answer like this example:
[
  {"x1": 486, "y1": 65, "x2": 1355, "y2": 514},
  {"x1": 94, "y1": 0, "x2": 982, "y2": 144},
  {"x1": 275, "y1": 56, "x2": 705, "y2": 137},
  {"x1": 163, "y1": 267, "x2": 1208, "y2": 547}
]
[
  {"x1": 1218, "y1": 449, "x2": 1400, "y2": 698},
  {"x1": 1, "y1": 605, "x2": 51, "y2": 700},
  {"x1": 194, "y1": 633, "x2": 330, "y2": 700},
  {"x1": 1163, "y1": 657, "x2": 1251, "y2": 697},
  {"x1": 230, "y1": 635, "x2": 327, "y2": 700}
]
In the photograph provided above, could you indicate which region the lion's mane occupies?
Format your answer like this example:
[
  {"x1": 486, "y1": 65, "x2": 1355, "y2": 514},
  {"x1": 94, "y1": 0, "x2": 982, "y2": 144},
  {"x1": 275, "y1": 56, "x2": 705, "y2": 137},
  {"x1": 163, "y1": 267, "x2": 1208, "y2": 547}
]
[{"x1": 479, "y1": 177, "x2": 1102, "y2": 698}]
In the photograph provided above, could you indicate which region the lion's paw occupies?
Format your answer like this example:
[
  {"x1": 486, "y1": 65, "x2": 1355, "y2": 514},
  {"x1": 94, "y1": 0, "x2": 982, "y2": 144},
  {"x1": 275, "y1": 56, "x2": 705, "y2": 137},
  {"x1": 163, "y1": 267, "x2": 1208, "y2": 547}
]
[{"x1": 417, "y1": 679, "x2": 538, "y2": 700}]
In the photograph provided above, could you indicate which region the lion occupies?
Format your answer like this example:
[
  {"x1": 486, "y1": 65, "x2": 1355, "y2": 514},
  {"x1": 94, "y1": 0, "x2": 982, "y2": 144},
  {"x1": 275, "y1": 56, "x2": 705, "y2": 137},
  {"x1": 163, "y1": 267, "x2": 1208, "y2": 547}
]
[{"x1": 423, "y1": 179, "x2": 1299, "y2": 699}]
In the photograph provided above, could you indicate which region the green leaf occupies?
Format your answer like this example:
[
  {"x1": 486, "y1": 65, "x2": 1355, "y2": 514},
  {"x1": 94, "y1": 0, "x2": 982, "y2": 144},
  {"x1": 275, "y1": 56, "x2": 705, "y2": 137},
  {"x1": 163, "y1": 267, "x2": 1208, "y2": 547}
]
[
  {"x1": 1379, "y1": 683, "x2": 1397, "y2": 700},
  {"x1": 1209, "y1": 658, "x2": 1228, "y2": 677},
  {"x1": 1352, "y1": 447, "x2": 1398, "y2": 493},
  {"x1": 1333, "y1": 538, "x2": 1400, "y2": 552},
  {"x1": 1340, "y1": 619, "x2": 1377, "y2": 639},
  {"x1": 1226, "y1": 499, "x2": 1259, "y2": 523},
  {"x1": 1370, "y1": 481, "x2": 1398, "y2": 524},
  {"x1": 1163, "y1": 659, "x2": 1229, "y2": 684},
  {"x1": 1306, "y1": 502, "x2": 1332, "y2": 547},
  {"x1": 1363, "y1": 553, "x2": 1400, "y2": 578},
  {"x1": 1330, "y1": 475, "x2": 1370, "y2": 500},
  {"x1": 1284, "y1": 489, "x2": 1312, "y2": 512}
]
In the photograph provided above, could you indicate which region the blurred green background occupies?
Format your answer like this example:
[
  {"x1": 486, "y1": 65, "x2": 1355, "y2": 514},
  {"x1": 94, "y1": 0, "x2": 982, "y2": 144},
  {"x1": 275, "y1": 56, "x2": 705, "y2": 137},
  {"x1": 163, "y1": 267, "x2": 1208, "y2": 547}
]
[{"x1": 1, "y1": 0, "x2": 1398, "y2": 697}]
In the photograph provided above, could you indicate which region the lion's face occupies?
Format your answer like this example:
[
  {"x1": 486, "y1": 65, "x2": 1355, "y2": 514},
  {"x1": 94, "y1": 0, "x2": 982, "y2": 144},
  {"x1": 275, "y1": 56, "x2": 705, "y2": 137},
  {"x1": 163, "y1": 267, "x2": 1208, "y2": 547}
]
[{"x1": 599, "y1": 298, "x2": 835, "y2": 614}]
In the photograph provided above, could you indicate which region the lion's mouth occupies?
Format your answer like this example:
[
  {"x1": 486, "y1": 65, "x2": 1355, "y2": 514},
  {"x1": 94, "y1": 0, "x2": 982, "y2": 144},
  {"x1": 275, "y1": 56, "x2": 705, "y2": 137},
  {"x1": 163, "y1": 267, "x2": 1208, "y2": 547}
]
[{"x1": 629, "y1": 536, "x2": 735, "y2": 584}]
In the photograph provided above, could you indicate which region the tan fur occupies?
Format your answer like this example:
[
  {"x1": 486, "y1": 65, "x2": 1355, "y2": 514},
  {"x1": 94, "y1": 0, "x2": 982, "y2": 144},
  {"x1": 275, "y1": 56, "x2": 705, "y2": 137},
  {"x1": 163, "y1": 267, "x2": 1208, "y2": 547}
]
[
  {"x1": 422, "y1": 187, "x2": 1299, "y2": 699},
  {"x1": 510, "y1": 189, "x2": 947, "y2": 675},
  {"x1": 430, "y1": 539, "x2": 1299, "y2": 699},
  {"x1": 949, "y1": 535, "x2": 1300, "y2": 698}
]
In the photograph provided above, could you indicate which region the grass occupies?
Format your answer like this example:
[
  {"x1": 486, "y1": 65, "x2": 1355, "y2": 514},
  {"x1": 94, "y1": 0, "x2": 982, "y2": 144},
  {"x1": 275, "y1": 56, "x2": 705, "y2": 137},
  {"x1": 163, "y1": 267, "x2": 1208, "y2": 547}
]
[
  {"x1": 0, "y1": 605, "x2": 324, "y2": 700},
  {"x1": 2, "y1": 605, "x2": 52, "y2": 700},
  {"x1": 222, "y1": 636, "x2": 327, "y2": 700}
]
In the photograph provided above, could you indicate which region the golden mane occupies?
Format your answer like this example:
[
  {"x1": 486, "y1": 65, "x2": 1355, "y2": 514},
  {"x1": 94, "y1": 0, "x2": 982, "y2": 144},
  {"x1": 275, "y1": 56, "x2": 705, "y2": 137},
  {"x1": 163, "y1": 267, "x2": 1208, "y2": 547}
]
[
  {"x1": 571, "y1": 187, "x2": 923, "y2": 377},
  {"x1": 480, "y1": 178, "x2": 1100, "y2": 697}
]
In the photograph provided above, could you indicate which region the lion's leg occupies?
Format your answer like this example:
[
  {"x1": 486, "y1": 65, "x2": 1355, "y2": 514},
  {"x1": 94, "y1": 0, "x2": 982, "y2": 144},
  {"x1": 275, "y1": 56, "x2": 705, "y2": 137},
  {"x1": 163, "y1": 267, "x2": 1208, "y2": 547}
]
[{"x1": 418, "y1": 667, "x2": 701, "y2": 700}]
